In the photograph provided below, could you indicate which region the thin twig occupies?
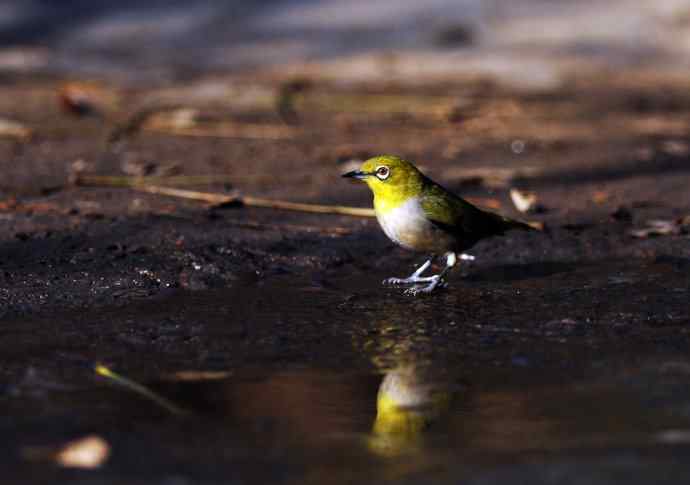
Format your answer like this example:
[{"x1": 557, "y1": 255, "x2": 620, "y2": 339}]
[
  {"x1": 133, "y1": 185, "x2": 234, "y2": 204},
  {"x1": 77, "y1": 175, "x2": 377, "y2": 217},
  {"x1": 239, "y1": 194, "x2": 375, "y2": 216},
  {"x1": 140, "y1": 184, "x2": 375, "y2": 217},
  {"x1": 107, "y1": 104, "x2": 182, "y2": 145},
  {"x1": 95, "y1": 364, "x2": 189, "y2": 416}
]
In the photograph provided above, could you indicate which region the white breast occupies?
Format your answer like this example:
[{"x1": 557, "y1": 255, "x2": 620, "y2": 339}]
[{"x1": 376, "y1": 197, "x2": 450, "y2": 252}]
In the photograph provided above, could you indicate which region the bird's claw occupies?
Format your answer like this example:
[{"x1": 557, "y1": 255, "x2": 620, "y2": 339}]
[
  {"x1": 383, "y1": 277, "x2": 413, "y2": 286},
  {"x1": 403, "y1": 278, "x2": 447, "y2": 296}
]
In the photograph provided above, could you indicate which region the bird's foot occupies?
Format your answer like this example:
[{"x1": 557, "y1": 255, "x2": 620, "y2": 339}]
[
  {"x1": 383, "y1": 276, "x2": 414, "y2": 286},
  {"x1": 403, "y1": 276, "x2": 447, "y2": 296},
  {"x1": 383, "y1": 259, "x2": 434, "y2": 286}
]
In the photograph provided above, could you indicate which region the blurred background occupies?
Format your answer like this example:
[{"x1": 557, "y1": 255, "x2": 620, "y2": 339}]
[
  {"x1": 2, "y1": 0, "x2": 690, "y2": 84},
  {"x1": 2, "y1": 0, "x2": 690, "y2": 218}
]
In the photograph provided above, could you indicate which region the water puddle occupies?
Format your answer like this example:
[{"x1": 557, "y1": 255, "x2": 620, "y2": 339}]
[
  {"x1": 75, "y1": 355, "x2": 690, "y2": 484},
  {"x1": 4, "y1": 260, "x2": 690, "y2": 482}
]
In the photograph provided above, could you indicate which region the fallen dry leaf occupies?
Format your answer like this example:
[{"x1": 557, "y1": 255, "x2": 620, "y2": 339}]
[
  {"x1": 146, "y1": 108, "x2": 201, "y2": 130},
  {"x1": 509, "y1": 188, "x2": 538, "y2": 213},
  {"x1": 0, "y1": 118, "x2": 31, "y2": 141},
  {"x1": 661, "y1": 139, "x2": 689, "y2": 156},
  {"x1": 55, "y1": 435, "x2": 110, "y2": 469},
  {"x1": 0, "y1": 198, "x2": 18, "y2": 210},
  {"x1": 58, "y1": 81, "x2": 119, "y2": 117},
  {"x1": 629, "y1": 218, "x2": 690, "y2": 238},
  {"x1": 22, "y1": 435, "x2": 110, "y2": 469},
  {"x1": 510, "y1": 188, "x2": 547, "y2": 214},
  {"x1": 592, "y1": 190, "x2": 610, "y2": 205}
]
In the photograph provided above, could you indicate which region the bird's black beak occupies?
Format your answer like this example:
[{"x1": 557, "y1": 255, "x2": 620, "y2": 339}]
[{"x1": 342, "y1": 170, "x2": 369, "y2": 180}]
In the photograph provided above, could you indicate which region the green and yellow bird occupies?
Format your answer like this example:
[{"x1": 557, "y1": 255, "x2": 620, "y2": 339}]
[{"x1": 343, "y1": 155, "x2": 535, "y2": 295}]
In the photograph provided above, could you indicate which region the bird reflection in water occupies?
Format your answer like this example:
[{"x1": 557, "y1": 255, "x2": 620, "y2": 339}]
[{"x1": 369, "y1": 364, "x2": 452, "y2": 457}]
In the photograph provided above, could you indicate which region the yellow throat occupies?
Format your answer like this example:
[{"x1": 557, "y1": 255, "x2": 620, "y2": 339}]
[{"x1": 358, "y1": 156, "x2": 425, "y2": 215}]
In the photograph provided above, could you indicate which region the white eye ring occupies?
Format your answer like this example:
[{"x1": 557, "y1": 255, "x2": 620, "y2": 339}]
[{"x1": 375, "y1": 165, "x2": 390, "y2": 180}]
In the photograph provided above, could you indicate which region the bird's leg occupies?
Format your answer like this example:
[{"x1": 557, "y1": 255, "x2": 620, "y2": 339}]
[
  {"x1": 383, "y1": 257, "x2": 434, "y2": 286},
  {"x1": 404, "y1": 252, "x2": 457, "y2": 295}
]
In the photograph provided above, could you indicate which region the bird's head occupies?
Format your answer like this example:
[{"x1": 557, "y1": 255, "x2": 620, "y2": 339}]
[{"x1": 342, "y1": 155, "x2": 424, "y2": 203}]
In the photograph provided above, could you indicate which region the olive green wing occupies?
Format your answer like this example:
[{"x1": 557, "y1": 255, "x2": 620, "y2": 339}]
[{"x1": 420, "y1": 179, "x2": 533, "y2": 242}]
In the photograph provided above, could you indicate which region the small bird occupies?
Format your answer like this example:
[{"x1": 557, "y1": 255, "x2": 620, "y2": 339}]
[{"x1": 343, "y1": 155, "x2": 535, "y2": 295}]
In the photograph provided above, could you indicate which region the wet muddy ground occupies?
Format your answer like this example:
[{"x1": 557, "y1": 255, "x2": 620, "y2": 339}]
[{"x1": 1, "y1": 66, "x2": 690, "y2": 483}]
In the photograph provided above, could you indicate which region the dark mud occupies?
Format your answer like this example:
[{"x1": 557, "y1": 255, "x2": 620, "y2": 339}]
[{"x1": 1, "y1": 70, "x2": 690, "y2": 483}]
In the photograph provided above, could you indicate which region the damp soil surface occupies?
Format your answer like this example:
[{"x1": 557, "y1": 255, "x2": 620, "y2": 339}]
[{"x1": 1, "y1": 68, "x2": 690, "y2": 484}]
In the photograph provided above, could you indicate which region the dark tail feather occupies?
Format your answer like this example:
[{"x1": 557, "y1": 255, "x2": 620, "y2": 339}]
[
  {"x1": 503, "y1": 216, "x2": 539, "y2": 232},
  {"x1": 488, "y1": 212, "x2": 540, "y2": 234}
]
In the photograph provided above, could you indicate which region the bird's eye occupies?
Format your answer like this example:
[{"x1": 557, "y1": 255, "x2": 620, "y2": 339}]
[{"x1": 375, "y1": 166, "x2": 390, "y2": 180}]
